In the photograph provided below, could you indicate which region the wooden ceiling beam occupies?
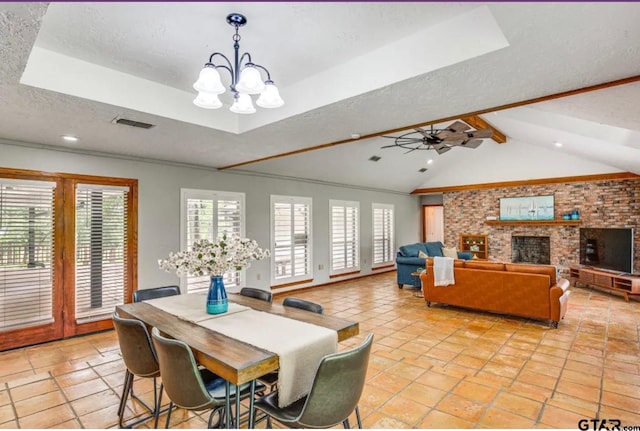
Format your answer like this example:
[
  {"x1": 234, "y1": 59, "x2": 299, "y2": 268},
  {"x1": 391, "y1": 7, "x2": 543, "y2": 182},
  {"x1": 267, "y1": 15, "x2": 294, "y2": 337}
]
[
  {"x1": 218, "y1": 74, "x2": 640, "y2": 171},
  {"x1": 461, "y1": 115, "x2": 507, "y2": 144},
  {"x1": 410, "y1": 172, "x2": 640, "y2": 195}
]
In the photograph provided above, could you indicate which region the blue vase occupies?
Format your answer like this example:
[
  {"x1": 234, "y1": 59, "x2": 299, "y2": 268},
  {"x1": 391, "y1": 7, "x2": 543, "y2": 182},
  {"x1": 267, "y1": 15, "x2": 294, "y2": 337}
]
[{"x1": 206, "y1": 276, "x2": 228, "y2": 314}]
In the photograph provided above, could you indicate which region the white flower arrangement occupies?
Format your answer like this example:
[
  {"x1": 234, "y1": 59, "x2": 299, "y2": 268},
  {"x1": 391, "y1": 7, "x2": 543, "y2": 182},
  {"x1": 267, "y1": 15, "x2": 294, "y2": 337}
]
[{"x1": 158, "y1": 233, "x2": 270, "y2": 277}]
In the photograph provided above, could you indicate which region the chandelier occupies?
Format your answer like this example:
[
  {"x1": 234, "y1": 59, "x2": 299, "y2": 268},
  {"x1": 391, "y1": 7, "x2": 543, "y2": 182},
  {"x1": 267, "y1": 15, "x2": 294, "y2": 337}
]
[{"x1": 192, "y1": 13, "x2": 284, "y2": 114}]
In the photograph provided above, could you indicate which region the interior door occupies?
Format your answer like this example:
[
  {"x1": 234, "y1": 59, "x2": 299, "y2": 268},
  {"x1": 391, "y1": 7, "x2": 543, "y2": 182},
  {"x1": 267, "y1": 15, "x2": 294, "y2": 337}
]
[{"x1": 423, "y1": 205, "x2": 444, "y2": 243}]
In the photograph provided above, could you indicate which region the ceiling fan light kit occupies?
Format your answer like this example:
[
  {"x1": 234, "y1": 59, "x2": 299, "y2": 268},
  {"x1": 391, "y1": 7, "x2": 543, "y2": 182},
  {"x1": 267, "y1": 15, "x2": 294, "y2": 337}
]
[
  {"x1": 381, "y1": 120, "x2": 493, "y2": 155},
  {"x1": 193, "y1": 13, "x2": 284, "y2": 114}
]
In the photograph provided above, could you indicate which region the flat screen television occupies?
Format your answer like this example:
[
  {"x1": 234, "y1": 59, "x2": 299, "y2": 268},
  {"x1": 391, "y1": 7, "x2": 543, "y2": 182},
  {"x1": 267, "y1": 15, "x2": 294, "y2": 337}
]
[{"x1": 579, "y1": 227, "x2": 634, "y2": 274}]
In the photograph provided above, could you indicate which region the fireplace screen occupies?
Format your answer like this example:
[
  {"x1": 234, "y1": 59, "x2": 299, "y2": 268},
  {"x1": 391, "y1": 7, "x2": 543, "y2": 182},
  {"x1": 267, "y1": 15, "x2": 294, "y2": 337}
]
[{"x1": 512, "y1": 236, "x2": 550, "y2": 265}]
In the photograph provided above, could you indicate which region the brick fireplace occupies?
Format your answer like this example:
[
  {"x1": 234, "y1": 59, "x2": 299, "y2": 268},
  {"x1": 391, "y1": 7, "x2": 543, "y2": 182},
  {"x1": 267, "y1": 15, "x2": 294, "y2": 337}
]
[
  {"x1": 511, "y1": 235, "x2": 550, "y2": 265},
  {"x1": 442, "y1": 177, "x2": 640, "y2": 273}
]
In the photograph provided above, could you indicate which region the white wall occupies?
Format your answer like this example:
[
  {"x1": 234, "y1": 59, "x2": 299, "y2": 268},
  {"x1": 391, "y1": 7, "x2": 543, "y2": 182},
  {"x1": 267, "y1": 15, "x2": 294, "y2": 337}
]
[{"x1": 0, "y1": 140, "x2": 421, "y2": 292}]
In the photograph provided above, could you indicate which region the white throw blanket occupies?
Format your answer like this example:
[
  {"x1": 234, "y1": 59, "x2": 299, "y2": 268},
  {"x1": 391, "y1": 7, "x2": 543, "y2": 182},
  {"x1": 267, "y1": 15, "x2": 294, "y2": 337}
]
[{"x1": 434, "y1": 256, "x2": 455, "y2": 286}]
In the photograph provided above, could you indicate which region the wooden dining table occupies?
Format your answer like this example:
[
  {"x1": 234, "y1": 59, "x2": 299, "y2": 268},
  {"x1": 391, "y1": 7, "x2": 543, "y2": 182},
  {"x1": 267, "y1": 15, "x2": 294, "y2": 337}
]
[{"x1": 115, "y1": 293, "x2": 359, "y2": 428}]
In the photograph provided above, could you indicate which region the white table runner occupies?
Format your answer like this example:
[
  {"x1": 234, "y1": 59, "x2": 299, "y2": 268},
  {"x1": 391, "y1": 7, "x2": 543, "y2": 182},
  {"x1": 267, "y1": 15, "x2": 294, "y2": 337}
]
[
  {"x1": 145, "y1": 293, "x2": 249, "y2": 323},
  {"x1": 146, "y1": 294, "x2": 338, "y2": 407}
]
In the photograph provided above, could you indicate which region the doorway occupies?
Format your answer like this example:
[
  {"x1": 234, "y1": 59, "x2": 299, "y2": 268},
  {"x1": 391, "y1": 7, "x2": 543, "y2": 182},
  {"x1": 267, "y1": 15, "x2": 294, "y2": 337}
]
[
  {"x1": 422, "y1": 205, "x2": 444, "y2": 243},
  {"x1": 0, "y1": 168, "x2": 137, "y2": 350}
]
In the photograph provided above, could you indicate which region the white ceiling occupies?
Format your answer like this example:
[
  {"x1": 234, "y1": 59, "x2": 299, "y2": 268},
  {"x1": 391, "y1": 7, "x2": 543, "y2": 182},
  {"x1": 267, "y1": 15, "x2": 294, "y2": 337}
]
[{"x1": 1, "y1": 2, "x2": 640, "y2": 193}]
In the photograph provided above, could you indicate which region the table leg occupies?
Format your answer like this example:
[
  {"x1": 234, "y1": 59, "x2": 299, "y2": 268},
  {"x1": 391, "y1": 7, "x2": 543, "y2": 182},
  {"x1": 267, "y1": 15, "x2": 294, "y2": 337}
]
[
  {"x1": 235, "y1": 385, "x2": 241, "y2": 428},
  {"x1": 225, "y1": 381, "x2": 231, "y2": 429},
  {"x1": 249, "y1": 380, "x2": 256, "y2": 428}
]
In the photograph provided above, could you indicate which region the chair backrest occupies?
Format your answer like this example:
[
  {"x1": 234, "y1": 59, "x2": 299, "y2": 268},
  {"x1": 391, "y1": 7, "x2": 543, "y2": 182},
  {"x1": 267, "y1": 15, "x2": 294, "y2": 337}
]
[
  {"x1": 297, "y1": 333, "x2": 374, "y2": 428},
  {"x1": 240, "y1": 287, "x2": 272, "y2": 303},
  {"x1": 282, "y1": 297, "x2": 323, "y2": 314},
  {"x1": 133, "y1": 285, "x2": 181, "y2": 302},
  {"x1": 151, "y1": 327, "x2": 215, "y2": 410},
  {"x1": 112, "y1": 312, "x2": 160, "y2": 378}
]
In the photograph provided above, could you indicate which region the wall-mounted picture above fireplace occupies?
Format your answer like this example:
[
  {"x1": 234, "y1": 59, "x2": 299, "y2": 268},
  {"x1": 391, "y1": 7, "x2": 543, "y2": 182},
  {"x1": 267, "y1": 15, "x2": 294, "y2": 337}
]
[{"x1": 499, "y1": 195, "x2": 554, "y2": 221}]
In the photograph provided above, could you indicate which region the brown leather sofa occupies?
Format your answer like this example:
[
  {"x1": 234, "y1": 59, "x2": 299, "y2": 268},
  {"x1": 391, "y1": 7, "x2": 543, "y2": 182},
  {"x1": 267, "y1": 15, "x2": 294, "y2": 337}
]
[{"x1": 419, "y1": 259, "x2": 571, "y2": 328}]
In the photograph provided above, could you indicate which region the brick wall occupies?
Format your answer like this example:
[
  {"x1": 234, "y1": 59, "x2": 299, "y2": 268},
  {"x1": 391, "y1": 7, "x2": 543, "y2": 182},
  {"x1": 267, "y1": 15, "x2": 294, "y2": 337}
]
[{"x1": 442, "y1": 178, "x2": 640, "y2": 273}]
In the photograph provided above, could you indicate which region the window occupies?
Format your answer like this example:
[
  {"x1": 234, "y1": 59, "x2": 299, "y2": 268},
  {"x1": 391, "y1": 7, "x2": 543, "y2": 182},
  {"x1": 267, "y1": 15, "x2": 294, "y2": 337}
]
[
  {"x1": 372, "y1": 203, "x2": 394, "y2": 266},
  {"x1": 181, "y1": 189, "x2": 245, "y2": 293},
  {"x1": 75, "y1": 184, "x2": 129, "y2": 323},
  {"x1": 0, "y1": 179, "x2": 55, "y2": 330},
  {"x1": 271, "y1": 195, "x2": 312, "y2": 285},
  {"x1": 330, "y1": 200, "x2": 359, "y2": 275}
]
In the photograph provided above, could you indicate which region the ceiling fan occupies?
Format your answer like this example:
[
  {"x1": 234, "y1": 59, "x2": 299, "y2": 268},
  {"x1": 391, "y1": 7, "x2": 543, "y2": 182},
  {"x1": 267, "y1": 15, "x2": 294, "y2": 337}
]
[{"x1": 381, "y1": 120, "x2": 493, "y2": 155}]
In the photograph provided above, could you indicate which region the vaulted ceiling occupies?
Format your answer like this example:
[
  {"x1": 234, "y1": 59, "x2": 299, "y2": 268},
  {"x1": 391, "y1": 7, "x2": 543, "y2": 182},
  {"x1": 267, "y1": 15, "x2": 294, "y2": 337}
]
[{"x1": 1, "y1": 2, "x2": 640, "y2": 193}]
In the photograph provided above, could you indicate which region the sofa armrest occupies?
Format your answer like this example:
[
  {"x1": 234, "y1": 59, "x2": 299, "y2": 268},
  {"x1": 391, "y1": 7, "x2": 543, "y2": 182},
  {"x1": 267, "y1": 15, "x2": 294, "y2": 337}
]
[
  {"x1": 556, "y1": 277, "x2": 570, "y2": 292},
  {"x1": 396, "y1": 256, "x2": 427, "y2": 266},
  {"x1": 550, "y1": 278, "x2": 571, "y2": 325}
]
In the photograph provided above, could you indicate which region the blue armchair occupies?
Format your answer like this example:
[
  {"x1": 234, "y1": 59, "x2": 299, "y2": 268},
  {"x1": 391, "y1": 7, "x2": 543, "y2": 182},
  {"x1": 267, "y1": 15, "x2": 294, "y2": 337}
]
[{"x1": 396, "y1": 242, "x2": 472, "y2": 288}]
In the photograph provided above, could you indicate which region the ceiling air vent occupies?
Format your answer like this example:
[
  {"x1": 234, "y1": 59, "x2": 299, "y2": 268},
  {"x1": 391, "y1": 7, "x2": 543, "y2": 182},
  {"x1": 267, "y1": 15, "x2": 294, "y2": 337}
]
[
  {"x1": 368, "y1": 155, "x2": 381, "y2": 162},
  {"x1": 111, "y1": 117, "x2": 155, "y2": 129},
  {"x1": 418, "y1": 168, "x2": 428, "y2": 173}
]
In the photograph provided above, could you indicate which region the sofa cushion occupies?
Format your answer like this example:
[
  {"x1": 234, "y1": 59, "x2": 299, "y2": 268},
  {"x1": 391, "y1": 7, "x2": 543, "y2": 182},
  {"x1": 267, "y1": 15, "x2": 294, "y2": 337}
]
[
  {"x1": 505, "y1": 263, "x2": 556, "y2": 286},
  {"x1": 398, "y1": 243, "x2": 427, "y2": 257},
  {"x1": 425, "y1": 242, "x2": 444, "y2": 257},
  {"x1": 418, "y1": 250, "x2": 429, "y2": 258},
  {"x1": 464, "y1": 261, "x2": 505, "y2": 271},
  {"x1": 457, "y1": 251, "x2": 473, "y2": 260},
  {"x1": 442, "y1": 247, "x2": 458, "y2": 259}
]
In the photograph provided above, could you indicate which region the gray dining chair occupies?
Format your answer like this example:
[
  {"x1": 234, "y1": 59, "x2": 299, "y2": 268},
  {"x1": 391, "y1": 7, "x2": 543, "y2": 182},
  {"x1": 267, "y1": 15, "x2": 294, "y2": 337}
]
[
  {"x1": 240, "y1": 287, "x2": 273, "y2": 303},
  {"x1": 283, "y1": 297, "x2": 324, "y2": 314},
  {"x1": 133, "y1": 285, "x2": 181, "y2": 302},
  {"x1": 151, "y1": 327, "x2": 266, "y2": 428},
  {"x1": 254, "y1": 333, "x2": 373, "y2": 429},
  {"x1": 112, "y1": 312, "x2": 164, "y2": 428}
]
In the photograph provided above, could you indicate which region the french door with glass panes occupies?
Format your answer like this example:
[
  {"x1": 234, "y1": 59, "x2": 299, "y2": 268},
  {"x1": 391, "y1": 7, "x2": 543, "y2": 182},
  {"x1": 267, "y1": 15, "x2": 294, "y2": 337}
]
[{"x1": 0, "y1": 169, "x2": 137, "y2": 350}]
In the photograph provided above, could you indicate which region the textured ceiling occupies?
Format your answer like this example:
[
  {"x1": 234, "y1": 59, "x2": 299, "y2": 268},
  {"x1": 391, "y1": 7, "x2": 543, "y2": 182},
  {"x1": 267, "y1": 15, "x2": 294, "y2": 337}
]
[{"x1": 1, "y1": 2, "x2": 640, "y2": 193}]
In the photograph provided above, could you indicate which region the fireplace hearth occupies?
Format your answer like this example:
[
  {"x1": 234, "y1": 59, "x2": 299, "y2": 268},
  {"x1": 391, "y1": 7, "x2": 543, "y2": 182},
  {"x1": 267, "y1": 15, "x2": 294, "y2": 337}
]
[{"x1": 512, "y1": 236, "x2": 550, "y2": 265}]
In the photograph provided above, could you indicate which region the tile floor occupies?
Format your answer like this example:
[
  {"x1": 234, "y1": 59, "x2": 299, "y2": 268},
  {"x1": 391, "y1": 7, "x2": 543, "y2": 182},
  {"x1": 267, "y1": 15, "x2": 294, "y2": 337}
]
[{"x1": 1, "y1": 271, "x2": 640, "y2": 429}]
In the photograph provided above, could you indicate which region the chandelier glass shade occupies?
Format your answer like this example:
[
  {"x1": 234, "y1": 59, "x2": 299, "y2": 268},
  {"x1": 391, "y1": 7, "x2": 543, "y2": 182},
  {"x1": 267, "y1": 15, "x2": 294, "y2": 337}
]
[{"x1": 193, "y1": 13, "x2": 284, "y2": 114}]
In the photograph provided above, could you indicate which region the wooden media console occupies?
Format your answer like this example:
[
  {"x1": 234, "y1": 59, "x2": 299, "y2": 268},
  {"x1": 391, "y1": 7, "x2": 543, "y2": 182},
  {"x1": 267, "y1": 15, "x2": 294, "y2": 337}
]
[{"x1": 569, "y1": 266, "x2": 640, "y2": 302}]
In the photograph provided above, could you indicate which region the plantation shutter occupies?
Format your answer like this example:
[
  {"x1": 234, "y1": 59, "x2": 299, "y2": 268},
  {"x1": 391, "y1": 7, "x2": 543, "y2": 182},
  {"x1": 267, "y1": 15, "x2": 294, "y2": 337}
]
[
  {"x1": 75, "y1": 184, "x2": 129, "y2": 322},
  {"x1": 330, "y1": 200, "x2": 359, "y2": 274},
  {"x1": 182, "y1": 190, "x2": 244, "y2": 293},
  {"x1": 0, "y1": 179, "x2": 55, "y2": 330},
  {"x1": 373, "y1": 203, "x2": 394, "y2": 266},
  {"x1": 272, "y1": 196, "x2": 312, "y2": 284}
]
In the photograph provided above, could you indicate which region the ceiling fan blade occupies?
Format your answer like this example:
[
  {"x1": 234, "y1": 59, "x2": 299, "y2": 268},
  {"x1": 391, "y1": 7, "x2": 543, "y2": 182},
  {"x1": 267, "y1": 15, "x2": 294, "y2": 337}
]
[
  {"x1": 460, "y1": 139, "x2": 483, "y2": 149},
  {"x1": 435, "y1": 120, "x2": 470, "y2": 139},
  {"x1": 467, "y1": 128, "x2": 493, "y2": 139},
  {"x1": 433, "y1": 144, "x2": 451, "y2": 155},
  {"x1": 403, "y1": 147, "x2": 420, "y2": 154},
  {"x1": 380, "y1": 144, "x2": 399, "y2": 149},
  {"x1": 447, "y1": 121, "x2": 471, "y2": 133},
  {"x1": 440, "y1": 140, "x2": 463, "y2": 146}
]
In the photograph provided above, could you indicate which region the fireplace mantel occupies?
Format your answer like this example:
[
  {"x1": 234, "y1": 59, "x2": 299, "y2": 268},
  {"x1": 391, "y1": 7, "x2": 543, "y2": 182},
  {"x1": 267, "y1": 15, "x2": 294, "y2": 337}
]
[{"x1": 484, "y1": 220, "x2": 581, "y2": 226}]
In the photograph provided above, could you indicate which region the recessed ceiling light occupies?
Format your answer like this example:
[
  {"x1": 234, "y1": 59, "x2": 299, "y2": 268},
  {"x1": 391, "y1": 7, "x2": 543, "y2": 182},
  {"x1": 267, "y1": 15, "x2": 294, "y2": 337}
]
[
  {"x1": 62, "y1": 135, "x2": 78, "y2": 142},
  {"x1": 554, "y1": 142, "x2": 563, "y2": 148},
  {"x1": 427, "y1": 159, "x2": 434, "y2": 164},
  {"x1": 351, "y1": 133, "x2": 361, "y2": 140}
]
